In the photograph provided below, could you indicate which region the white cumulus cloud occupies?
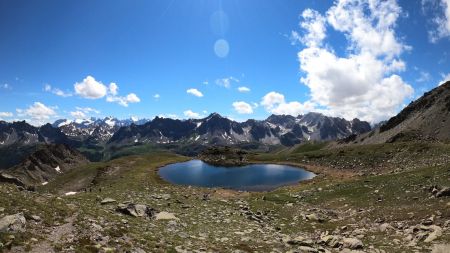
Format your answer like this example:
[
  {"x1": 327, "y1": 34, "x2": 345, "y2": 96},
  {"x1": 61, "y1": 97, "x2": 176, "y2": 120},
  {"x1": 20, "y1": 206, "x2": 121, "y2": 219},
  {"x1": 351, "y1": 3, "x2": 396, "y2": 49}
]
[
  {"x1": 291, "y1": 0, "x2": 414, "y2": 123},
  {"x1": 186, "y1": 88, "x2": 203, "y2": 97},
  {"x1": 237, "y1": 86, "x2": 251, "y2": 92},
  {"x1": 73, "y1": 75, "x2": 141, "y2": 106},
  {"x1": 16, "y1": 102, "x2": 57, "y2": 125},
  {"x1": 232, "y1": 101, "x2": 253, "y2": 114},
  {"x1": 261, "y1": 92, "x2": 316, "y2": 116},
  {"x1": 74, "y1": 76, "x2": 108, "y2": 99}
]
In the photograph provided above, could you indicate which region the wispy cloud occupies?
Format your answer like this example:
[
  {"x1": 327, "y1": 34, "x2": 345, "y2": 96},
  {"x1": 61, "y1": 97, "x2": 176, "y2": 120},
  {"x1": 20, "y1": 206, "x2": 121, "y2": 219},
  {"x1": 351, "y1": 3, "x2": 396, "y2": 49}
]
[
  {"x1": 423, "y1": 0, "x2": 450, "y2": 42},
  {"x1": 232, "y1": 101, "x2": 253, "y2": 114},
  {"x1": 44, "y1": 84, "x2": 72, "y2": 97},
  {"x1": 106, "y1": 93, "x2": 140, "y2": 107},
  {"x1": 70, "y1": 110, "x2": 86, "y2": 119},
  {"x1": 0, "y1": 112, "x2": 13, "y2": 119},
  {"x1": 416, "y1": 71, "x2": 431, "y2": 83},
  {"x1": 237, "y1": 86, "x2": 250, "y2": 93},
  {"x1": 215, "y1": 77, "x2": 239, "y2": 88},
  {"x1": 76, "y1": 107, "x2": 100, "y2": 114},
  {"x1": 183, "y1": 110, "x2": 202, "y2": 119},
  {"x1": 439, "y1": 72, "x2": 450, "y2": 85}
]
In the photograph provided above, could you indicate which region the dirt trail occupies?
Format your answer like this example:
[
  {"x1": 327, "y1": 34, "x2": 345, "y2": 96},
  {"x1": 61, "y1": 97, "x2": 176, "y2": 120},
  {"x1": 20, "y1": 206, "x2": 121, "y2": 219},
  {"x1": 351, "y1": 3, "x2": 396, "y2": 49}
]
[{"x1": 29, "y1": 214, "x2": 78, "y2": 253}]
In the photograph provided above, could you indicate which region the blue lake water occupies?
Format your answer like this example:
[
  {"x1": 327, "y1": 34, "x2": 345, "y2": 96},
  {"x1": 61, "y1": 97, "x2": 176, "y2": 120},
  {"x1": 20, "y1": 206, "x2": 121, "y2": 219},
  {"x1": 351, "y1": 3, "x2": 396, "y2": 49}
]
[{"x1": 158, "y1": 160, "x2": 316, "y2": 191}]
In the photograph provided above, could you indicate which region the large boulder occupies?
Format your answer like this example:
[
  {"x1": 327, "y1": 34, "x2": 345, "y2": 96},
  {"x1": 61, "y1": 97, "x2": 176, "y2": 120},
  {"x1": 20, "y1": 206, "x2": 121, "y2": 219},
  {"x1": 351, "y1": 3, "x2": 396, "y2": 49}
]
[
  {"x1": 116, "y1": 203, "x2": 155, "y2": 218},
  {"x1": 0, "y1": 213, "x2": 26, "y2": 232}
]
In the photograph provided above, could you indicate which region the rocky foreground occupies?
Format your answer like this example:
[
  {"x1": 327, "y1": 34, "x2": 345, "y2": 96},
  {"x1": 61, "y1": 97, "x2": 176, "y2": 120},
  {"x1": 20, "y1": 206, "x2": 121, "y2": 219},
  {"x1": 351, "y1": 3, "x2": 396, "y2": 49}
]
[{"x1": 0, "y1": 144, "x2": 449, "y2": 252}]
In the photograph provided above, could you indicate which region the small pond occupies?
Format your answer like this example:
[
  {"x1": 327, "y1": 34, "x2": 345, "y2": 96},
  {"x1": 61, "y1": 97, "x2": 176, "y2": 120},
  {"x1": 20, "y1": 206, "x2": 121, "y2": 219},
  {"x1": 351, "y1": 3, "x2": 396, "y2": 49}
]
[{"x1": 158, "y1": 160, "x2": 316, "y2": 191}]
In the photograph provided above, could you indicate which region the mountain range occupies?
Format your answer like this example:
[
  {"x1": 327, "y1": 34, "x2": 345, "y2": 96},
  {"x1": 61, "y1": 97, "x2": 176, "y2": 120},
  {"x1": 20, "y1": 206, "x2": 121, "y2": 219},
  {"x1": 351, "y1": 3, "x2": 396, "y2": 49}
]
[
  {"x1": 108, "y1": 112, "x2": 371, "y2": 147},
  {"x1": 0, "y1": 113, "x2": 371, "y2": 169}
]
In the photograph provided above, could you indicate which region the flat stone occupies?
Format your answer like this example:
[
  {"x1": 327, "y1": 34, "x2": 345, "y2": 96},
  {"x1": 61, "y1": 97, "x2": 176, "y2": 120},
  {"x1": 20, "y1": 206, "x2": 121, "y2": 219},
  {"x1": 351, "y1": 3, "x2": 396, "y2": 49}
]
[
  {"x1": 100, "y1": 198, "x2": 117, "y2": 205},
  {"x1": 155, "y1": 211, "x2": 179, "y2": 221}
]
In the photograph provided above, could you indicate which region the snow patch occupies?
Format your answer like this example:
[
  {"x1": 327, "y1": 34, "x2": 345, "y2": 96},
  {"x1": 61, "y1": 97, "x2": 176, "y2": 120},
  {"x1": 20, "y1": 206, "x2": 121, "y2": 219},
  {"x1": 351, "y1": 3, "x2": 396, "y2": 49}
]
[
  {"x1": 64, "y1": 192, "x2": 77, "y2": 196},
  {"x1": 58, "y1": 120, "x2": 72, "y2": 127},
  {"x1": 54, "y1": 166, "x2": 61, "y2": 173},
  {"x1": 104, "y1": 118, "x2": 116, "y2": 127}
]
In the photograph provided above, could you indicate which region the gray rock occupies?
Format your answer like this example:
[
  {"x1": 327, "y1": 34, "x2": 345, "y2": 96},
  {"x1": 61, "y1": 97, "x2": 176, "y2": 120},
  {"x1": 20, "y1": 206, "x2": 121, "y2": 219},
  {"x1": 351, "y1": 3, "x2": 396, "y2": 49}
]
[
  {"x1": 432, "y1": 244, "x2": 450, "y2": 253},
  {"x1": 436, "y1": 187, "x2": 450, "y2": 197},
  {"x1": 286, "y1": 236, "x2": 314, "y2": 247},
  {"x1": 424, "y1": 225, "x2": 443, "y2": 243},
  {"x1": 30, "y1": 215, "x2": 41, "y2": 222},
  {"x1": 116, "y1": 203, "x2": 155, "y2": 218},
  {"x1": 0, "y1": 213, "x2": 26, "y2": 232},
  {"x1": 298, "y1": 246, "x2": 318, "y2": 252},
  {"x1": 305, "y1": 213, "x2": 325, "y2": 223},
  {"x1": 342, "y1": 237, "x2": 363, "y2": 249},
  {"x1": 100, "y1": 198, "x2": 117, "y2": 205},
  {"x1": 379, "y1": 223, "x2": 393, "y2": 232},
  {"x1": 320, "y1": 235, "x2": 341, "y2": 248}
]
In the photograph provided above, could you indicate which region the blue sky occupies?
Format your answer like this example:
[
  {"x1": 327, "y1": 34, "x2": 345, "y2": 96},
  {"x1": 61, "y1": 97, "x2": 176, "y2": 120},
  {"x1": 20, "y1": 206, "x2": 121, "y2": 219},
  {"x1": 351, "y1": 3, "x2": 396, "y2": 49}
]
[{"x1": 0, "y1": 0, "x2": 449, "y2": 125}]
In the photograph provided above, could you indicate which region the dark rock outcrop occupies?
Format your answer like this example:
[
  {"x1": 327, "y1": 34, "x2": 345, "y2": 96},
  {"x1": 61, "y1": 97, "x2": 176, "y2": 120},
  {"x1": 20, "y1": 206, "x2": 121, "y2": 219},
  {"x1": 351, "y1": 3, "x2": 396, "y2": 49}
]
[
  {"x1": 0, "y1": 144, "x2": 88, "y2": 187},
  {"x1": 198, "y1": 146, "x2": 249, "y2": 166}
]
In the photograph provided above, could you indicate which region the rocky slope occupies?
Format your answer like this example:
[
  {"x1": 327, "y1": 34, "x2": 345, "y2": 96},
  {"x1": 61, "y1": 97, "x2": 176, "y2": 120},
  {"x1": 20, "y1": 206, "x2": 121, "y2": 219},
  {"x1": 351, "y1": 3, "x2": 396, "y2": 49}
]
[
  {"x1": 0, "y1": 146, "x2": 449, "y2": 252},
  {"x1": 346, "y1": 81, "x2": 450, "y2": 145},
  {"x1": 0, "y1": 121, "x2": 78, "y2": 170},
  {"x1": 0, "y1": 144, "x2": 88, "y2": 187}
]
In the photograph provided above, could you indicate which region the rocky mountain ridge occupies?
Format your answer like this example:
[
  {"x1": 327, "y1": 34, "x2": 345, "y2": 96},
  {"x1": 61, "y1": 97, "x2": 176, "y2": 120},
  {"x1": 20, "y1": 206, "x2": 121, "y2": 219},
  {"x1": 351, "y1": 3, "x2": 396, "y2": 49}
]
[
  {"x1": 53, "y1": 117, "x2": 150, "y2": 143},
  {"x1": 108, "y1": 112, "x2": 371, "y2": 147},
  {"x1": 345, "y1": 81, "x2": 450, "y2": 145}
]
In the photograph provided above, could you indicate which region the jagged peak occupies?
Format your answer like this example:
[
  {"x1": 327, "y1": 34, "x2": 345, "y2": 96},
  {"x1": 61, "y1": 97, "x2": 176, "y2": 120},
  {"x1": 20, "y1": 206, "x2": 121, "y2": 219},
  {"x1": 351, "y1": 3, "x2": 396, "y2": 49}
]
[{"x1": 205, "y1": 113, "x2": 224, "y2": 119}]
